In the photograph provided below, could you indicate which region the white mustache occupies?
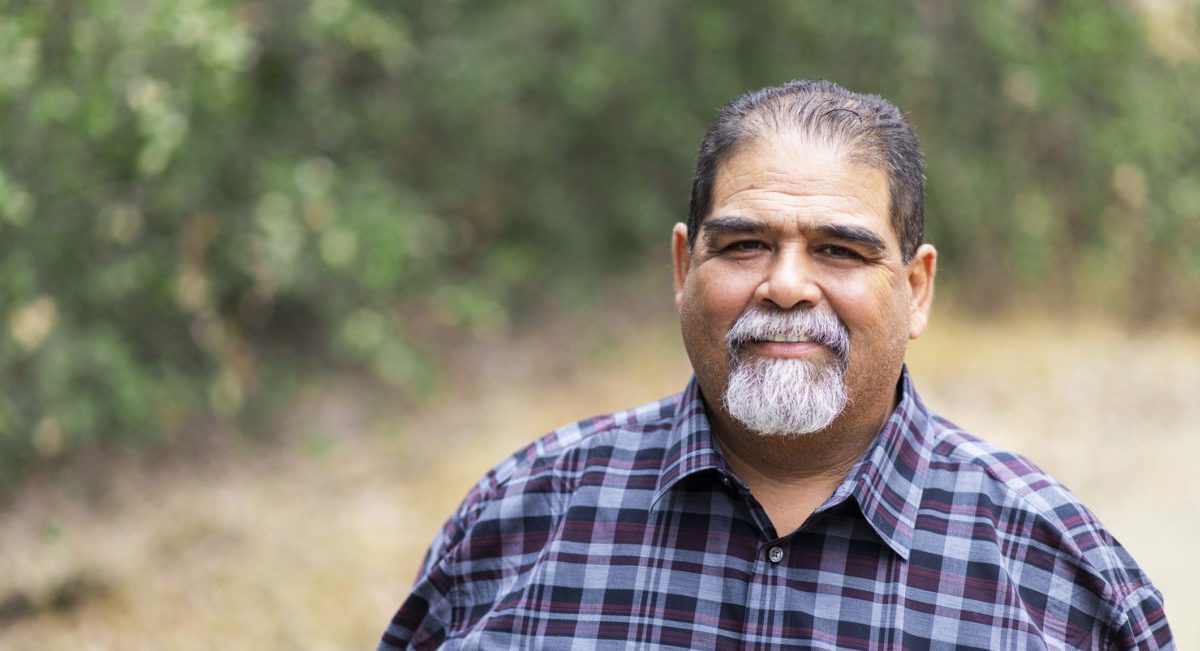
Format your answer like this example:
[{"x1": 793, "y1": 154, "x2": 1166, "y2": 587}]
[{"x1": 724, "y1": 307, "x2": 850, "y2": 362}]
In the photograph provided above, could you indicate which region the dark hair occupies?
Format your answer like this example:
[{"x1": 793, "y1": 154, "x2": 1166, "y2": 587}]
[{"x1": 686, "y1": 80, "x2": 925, "y2": 262}]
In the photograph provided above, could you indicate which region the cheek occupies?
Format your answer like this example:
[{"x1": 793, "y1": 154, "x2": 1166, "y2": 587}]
[
  {"x1": 822, "y1": 272, "x2": 910, "y2": 345},
  {"x1": 687, "y1": 266, "x2": 758, "y2": 327},
  {"x1": 823, "y1": 271, "x2": 891, "y2": 313}
]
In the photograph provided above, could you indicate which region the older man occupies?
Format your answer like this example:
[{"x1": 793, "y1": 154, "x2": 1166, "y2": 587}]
[{"x1": 378, "y1": 80, "x2": 1172, "y2": 649}]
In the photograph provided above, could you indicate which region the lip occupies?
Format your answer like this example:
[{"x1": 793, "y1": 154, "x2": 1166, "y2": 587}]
[{"x1": 745, "y1": 339, "x2": 825, "y2": 358}]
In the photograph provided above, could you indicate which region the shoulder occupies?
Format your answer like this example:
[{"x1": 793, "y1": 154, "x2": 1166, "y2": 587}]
[
  {"x1": 378, "y1": 393, "x2": 685, "y2": 649},
  {"x1": 925, "y1": 417, "x2": 1083, "y2": 521},
  {"x1": 923, "y1": 416, "x2": 1132, "y2": 570},
  {"x1": 423, "y1": 391, "x2": 682, "y2": 567},
  {"x1": 470, "y1": 391, "x2": 681, "y2": 508},
  {"x1": 917, "y1": 414, "x2": 1167, "y2": 642},
  {"x1": 492, "y1": 392, "x2": 679, "y2": 487}
]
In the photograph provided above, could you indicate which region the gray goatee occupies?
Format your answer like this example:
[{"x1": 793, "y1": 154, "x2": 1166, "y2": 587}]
[{"x1": 721, "y1": 306, "x2": 851, "y2": 436}]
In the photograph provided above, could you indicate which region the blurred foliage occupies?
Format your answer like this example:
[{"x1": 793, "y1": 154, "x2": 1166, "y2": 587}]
[{"x1": 1, "y1": 0, "x2": 1198, "y2": 485}]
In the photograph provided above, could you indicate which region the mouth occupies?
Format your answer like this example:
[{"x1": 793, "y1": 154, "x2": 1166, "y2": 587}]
[
  {"x1": 756, "y1": 334, "x2": 814, "y2": 343},
  {"x1": 745, "y1": 337, "x2": 825, "y2": 359}
]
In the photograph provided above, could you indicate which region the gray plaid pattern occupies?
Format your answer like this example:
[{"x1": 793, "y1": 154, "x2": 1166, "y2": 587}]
[{"x1": 378, "y1": 369, "x2": 1172, "y2": 649}]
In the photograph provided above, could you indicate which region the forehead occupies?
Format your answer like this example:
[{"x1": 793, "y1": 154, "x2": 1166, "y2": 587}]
[{"x1": 705, "y1": 134, "x2": 893, "y2": 239}]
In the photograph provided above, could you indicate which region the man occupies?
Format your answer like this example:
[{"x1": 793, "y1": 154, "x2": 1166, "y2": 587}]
[{"x1": 378, "y1": 80, "x2": 1172, "y2": 649}]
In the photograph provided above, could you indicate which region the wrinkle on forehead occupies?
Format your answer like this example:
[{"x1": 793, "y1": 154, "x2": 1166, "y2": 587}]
[
  {"x1": 722, "y1": 132, "x2": 875, "y2": 179},
  {"x1": 696, "y1": 136, "x2": 898, "y2": 260},
  {"x1": 710, "y1": 150, "x2": 890, "y2": 222}
]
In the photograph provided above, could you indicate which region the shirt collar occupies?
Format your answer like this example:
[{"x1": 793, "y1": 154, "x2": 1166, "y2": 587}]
[
  {"x1": 652, "y1": 378, "x2": 731, "y2": 504},
  {"x1": 652, "y1": 367, "x2": 934, "y2": 561},
  {"x1": 843, "y1": 366, "x2": 933, "y2": 561}
]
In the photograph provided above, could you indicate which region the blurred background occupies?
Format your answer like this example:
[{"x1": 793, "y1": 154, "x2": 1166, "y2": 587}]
[{"x1": 1, "y1": 1, "x2": 1197, "y2": 648}]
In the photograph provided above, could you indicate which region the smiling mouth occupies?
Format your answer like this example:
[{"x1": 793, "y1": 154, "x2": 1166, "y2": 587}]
[
  {"x1": 745, "y1": 338, "x2": 826, "y2": 360},
  {"x1": 756, "y1": 335, "x2": 814, "y2": 343}
]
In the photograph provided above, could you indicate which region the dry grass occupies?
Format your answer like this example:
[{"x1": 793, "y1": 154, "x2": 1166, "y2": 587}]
[{"x1": 2, "y1": 307, "x2": 1196, "y2": 649}]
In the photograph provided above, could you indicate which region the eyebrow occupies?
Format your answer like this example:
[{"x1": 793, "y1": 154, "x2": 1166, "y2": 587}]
[
  {"x1": 701, "y1": 216, "x2": 767, "y2": 249},
  {"x1": 815, "y1": 223, "x2": 888, "y2": 255},
  {"x1": 701, "y1": 215, "x2": 889, "y2": 256}
]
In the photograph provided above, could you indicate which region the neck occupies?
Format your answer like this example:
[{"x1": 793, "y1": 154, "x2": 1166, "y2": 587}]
[
  {"x1": 711, "y1": 408, "x2": 884, "y2": 486},
  {"x1": 703, "y1": 379, "x2": 900, "y2": 536}
]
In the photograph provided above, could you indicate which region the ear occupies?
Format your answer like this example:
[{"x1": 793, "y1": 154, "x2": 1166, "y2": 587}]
[
  {"x1": 672, "y1": 222, "x2": 692, "y2": 309},
  {"x1": 906, "y1": 243, "x2": 937, "y2": 339}
]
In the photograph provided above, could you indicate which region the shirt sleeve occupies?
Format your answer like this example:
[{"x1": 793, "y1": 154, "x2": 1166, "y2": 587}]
[
  {"x1": 380, "y1": 565, "x2": 463, "y2": 650},
  {"x1": 1110, "y1": 585, "x2": 1174, "y2": 650},
  {"x1": 376, "y1": 474, "x2": 498, "y2": 650},
  {"x1": 375, "y1": 527, "x2": 457, "y2": 650}
]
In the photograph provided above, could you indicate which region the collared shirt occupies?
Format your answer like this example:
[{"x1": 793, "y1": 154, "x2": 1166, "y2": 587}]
[{"x1": 378, "y1": 369, "x2": 1173, "y2": 650}]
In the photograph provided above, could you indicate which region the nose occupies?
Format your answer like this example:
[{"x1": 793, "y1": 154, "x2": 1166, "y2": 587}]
[{"x1": 755, "y1": 247, "x2": 822, "y2": 310}]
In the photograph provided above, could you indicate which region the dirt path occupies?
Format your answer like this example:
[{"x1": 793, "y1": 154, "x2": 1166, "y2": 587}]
[{"x1": 2, "y1": 308, "x2": 1196, "y2": 649}]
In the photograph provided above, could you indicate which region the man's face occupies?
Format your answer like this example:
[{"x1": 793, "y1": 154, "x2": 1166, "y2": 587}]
[{"x1": 672, "y1": 133, "x2": 936, "y2": 437}]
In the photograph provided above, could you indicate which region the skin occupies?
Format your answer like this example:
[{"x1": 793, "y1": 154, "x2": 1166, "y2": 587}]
[{"x1": 672, "y1": 132, "x2": 937, "y2": 537}]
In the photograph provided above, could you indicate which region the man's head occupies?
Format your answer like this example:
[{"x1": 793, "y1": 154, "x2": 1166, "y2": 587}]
[
  {"x1": 686, "y1": 79, "x2": 925, "y2": 264},
  {"x1": 672, "y1": 80, "x2": 937, "y2": 439}
]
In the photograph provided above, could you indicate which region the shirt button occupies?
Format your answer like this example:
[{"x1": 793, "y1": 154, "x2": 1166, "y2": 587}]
[{"x1": 767, "y1": 546, "x2": 784, "y2": 563}]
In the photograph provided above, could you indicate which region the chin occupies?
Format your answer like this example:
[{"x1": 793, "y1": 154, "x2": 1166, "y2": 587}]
[{"x1": 722, "y1": 357, "x2": 848, "y2": 437}]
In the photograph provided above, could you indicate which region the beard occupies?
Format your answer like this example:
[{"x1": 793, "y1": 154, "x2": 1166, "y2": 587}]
[{"x1": 721, "y1": 306, "x2": 851, "y2": 437}]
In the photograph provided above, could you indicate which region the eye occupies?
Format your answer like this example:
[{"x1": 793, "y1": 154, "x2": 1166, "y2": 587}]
[
  {"x1": 815, "y1": 244, "x2": 863, "y2": 260},
  {"x1": 725, "y1": 240, "x2": 767, "y2": 253}
]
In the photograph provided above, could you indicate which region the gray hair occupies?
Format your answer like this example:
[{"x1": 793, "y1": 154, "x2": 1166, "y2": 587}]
[{"x1": 686, "y1": 80, "x2": 925, "y2": 262}]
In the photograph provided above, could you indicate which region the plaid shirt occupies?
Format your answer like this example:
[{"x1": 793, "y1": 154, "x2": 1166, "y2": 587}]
[{"x1": 378, "y1": 369, "x2": 1172, "y2": 650}]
